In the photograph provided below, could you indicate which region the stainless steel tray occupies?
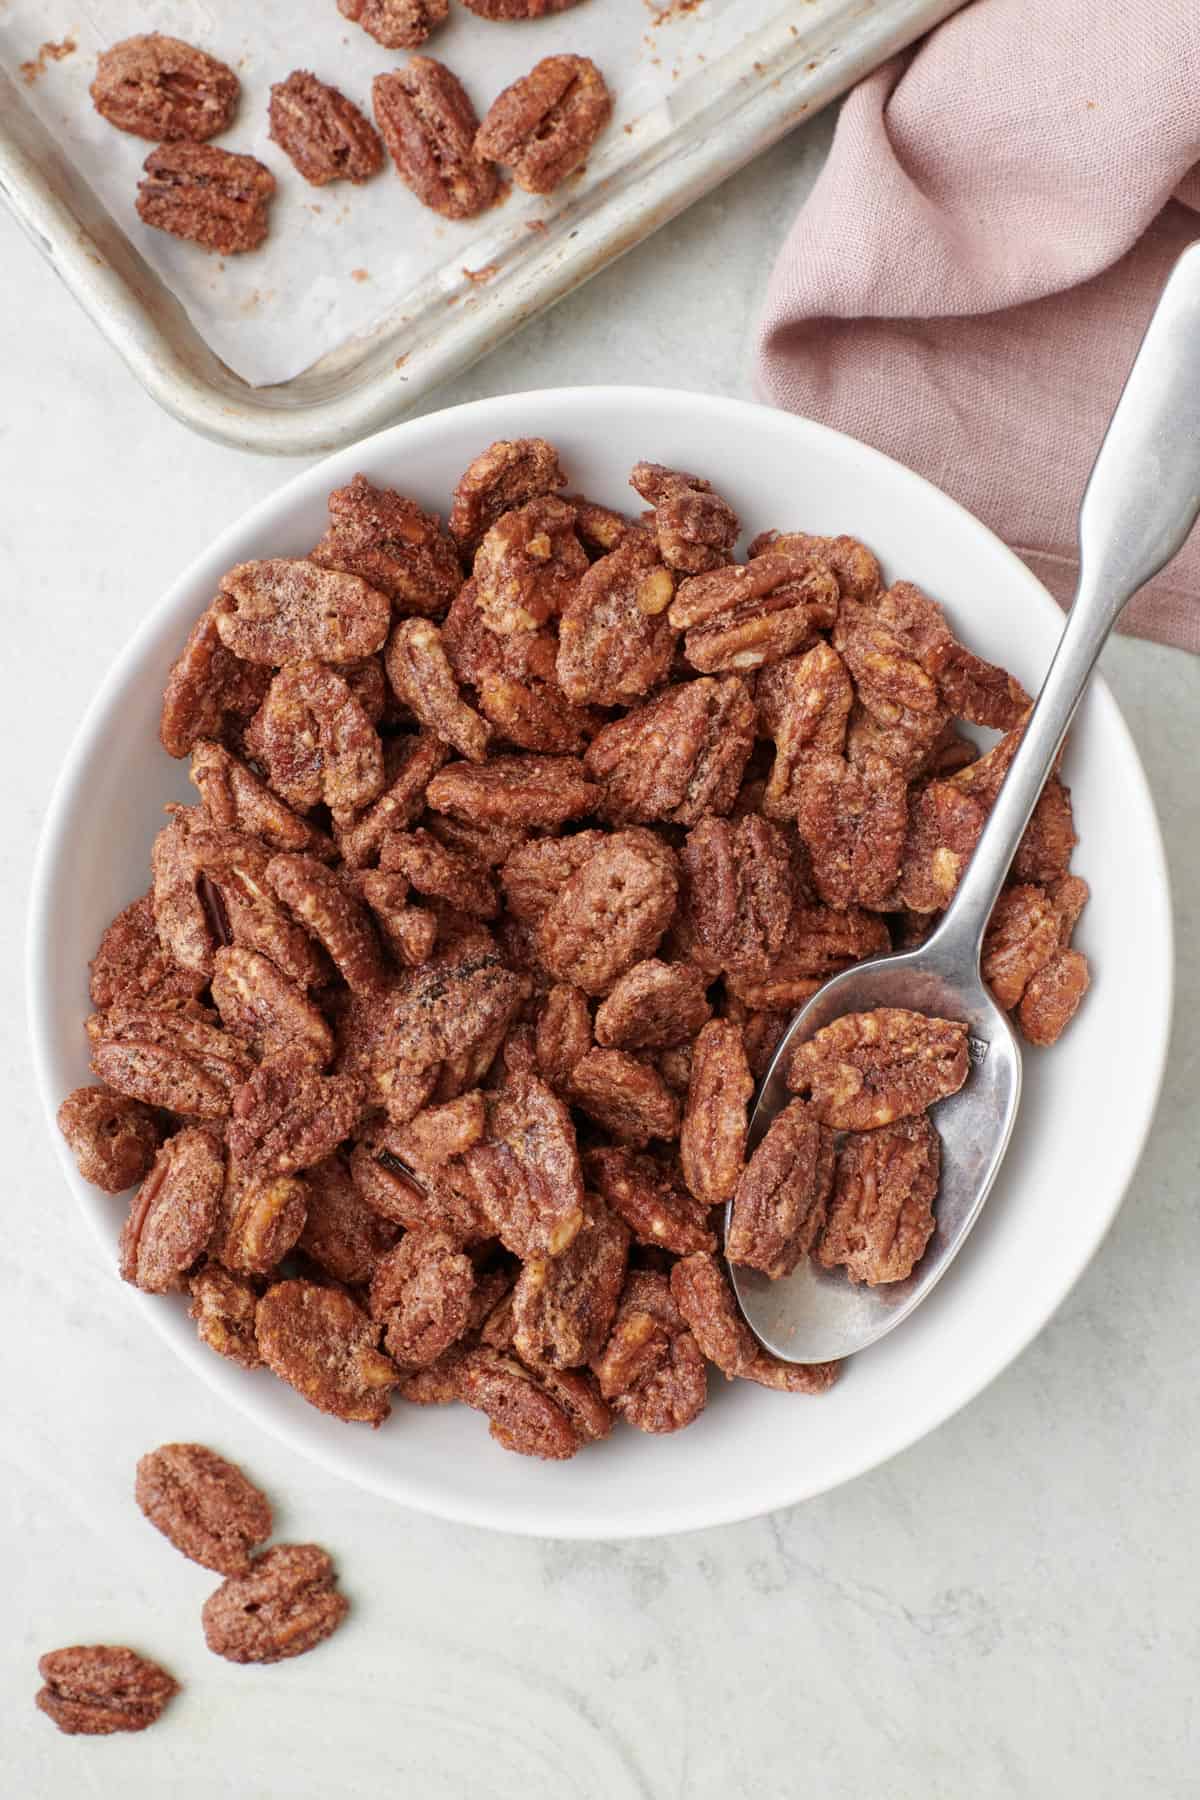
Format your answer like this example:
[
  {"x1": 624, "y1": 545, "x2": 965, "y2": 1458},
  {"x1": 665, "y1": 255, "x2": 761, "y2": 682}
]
[{"x1": 0, "y1": 0, "x2": 960, "y2": 456}]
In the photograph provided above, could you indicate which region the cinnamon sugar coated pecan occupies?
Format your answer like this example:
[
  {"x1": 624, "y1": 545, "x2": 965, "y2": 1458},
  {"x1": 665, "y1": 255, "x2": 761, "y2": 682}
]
[
  {"x1": 62, "y1": 434, "x2": 1091, "y2": 1459},
  {"x1": 202, "y1": 1544, "x2": 349, "y2": 1663},
  {"x1": 340, "y1": 0, "x2": 449, "y2": 48},
  {"x1": 135, "y1": 1443, "x2": 272, "y2": 1575},
  {"x1": 461, "y1": 0, "x2": 583, "y2": 13},
  {"x1": 476, "y1": 56, "x2": 612, "y2": 194},
  {"x1": 372, "y1": 58, "x2": 498, "y2": 221},
  {"x1": 36, "y1": 1646, "x2": 177, "y2": 1736},
  {"x1": 137, "y1": 143, "x2": 274, "y2": 254},
  {"x1": 269, "y1": 71, "x2": 384, "y2": 186},
  {"x1": 91, "y1": 34, "x2": 238, "y2": 142}
]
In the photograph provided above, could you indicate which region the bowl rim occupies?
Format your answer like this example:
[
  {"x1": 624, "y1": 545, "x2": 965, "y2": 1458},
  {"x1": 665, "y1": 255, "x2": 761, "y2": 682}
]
[{"x1": 26, "y1": 384, "x2": 1175, "y2": 1538}]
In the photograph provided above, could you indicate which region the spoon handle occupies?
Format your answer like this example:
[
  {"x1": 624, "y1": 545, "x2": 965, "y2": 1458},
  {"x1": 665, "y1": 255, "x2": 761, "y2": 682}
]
[{"x1": 930, "y1": 240, "x2": 1200, "y2": 968}]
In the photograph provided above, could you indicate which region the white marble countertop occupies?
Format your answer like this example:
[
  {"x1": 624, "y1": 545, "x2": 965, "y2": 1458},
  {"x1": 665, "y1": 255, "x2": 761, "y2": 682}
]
[{"x1": 3, "y1": 112, "x2": 1198, "y2": 1798}]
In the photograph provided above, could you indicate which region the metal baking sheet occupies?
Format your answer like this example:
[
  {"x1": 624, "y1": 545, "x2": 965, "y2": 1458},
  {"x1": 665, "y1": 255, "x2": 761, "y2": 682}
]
[{"x1": 0, "y1": 0, "x2": 962, "y2": 455}]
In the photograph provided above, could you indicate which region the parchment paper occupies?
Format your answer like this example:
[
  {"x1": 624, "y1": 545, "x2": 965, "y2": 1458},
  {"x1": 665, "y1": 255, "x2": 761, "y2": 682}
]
[{"x1": 0, "y1": 0, "x2": 783, "y2": 386}]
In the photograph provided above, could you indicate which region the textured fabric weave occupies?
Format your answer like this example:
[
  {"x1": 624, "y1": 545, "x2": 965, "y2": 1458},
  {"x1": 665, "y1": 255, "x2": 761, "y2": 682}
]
[{"x1": 755, "y1": 0, "x2": 1200, "y2": 650}]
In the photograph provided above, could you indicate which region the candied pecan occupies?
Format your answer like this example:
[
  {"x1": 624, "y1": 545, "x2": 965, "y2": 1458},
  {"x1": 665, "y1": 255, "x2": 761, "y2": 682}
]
[
  {"x1": 678, "y1": 1019, "x2": 753, "y2": 1205},
  {"x1": 381, "y1": 827, "x2": 497, "y2": 917},
  {"x1": 476, "y1": 55, "x2": 612, "y2": 195},
  {"x1": 456, "y1": 1347, "x2": 581, "y2": 1459},
  {"x1": 792, "y1": 750, "x2": 908, "y2": 911},
  {"x1": 442, "y1": 577, "x2": 558, "y2": 684},
  {"x1": 532, "y1": 1365, "x2": 613, "y2": 1443},
  {"x1": 372, "y1": 59, "x2": 498, "y2": 221},
  {"x1": 1011, "y1": 777, "x2": 1078, "y2": 883},
  {"x1": 570, "y1": 1047, "x2": 680, "y2": 1147},
  {"x1": 426, "y1": 808, "x2": 529, "y2": 870},
  {"x1": 846, "y1": 697, "x2": 948, "y2": 779},
  {"x1": 385, "y1": 619, "x2": 491, "y2": 762},
  {"x1": 672, "y1": 544, "x2": 838, "y2": 666},
  {"x1": 472, "y1": 496, "x2": 587, "y2": 632},
  {"x1": 135, "y1": 1443, "x2": 271, "y2": 1576},
  {"x1": 512, "y1": 1199, "x2": 629, "y2": 1367},
  {"x1": 312, "y1": 475, "x2": 461, "y2": 615},
  {"x1": 397, "y1": 1346, "x2": 469, "y2": 1404},
  {"x1": 203, "y1": 1544, "x2": 349, "y2": 1662},
  {"x1": 723, "y1": 997, "x2": 791, "y2": 1079},
  {"x1": 759, "y1": 642, "x2": 854, "y2": 818},
  {"x1": 427, "y1": 754, "x2": 598, "y2": 828},
  {"x1": 749, "y1": 530, "x2": 882, "y2": 603},
  {"x1": 90, "y1": 33, "x2": 238, "y2": 142},
  {"x1": 189, "y1": 1264, "x2": 262, "y2": 1369},
  {"x1": 215, "y1": 559, "x2": 389, "y2": 666},
  {"x1": 385, "y1": 948, "x2": 528, "y2": 1115},
  {"x1": 160, "y1": 609, "x2": 271, "y2": 759},
  {"x1": 594, "y1": 958, "x2": 710, "y2": 1051},
  {"x1": 740, "y1": 1354, "x2": 841, "y2": 1394},
  {"x1": 190, "y1": 740, "x2": 334, "y2": 859},
  {"x1": 448, "y1": 438, "x2": 567, "y2": 554},
  {"x1": 629, "y1": 461, "x2": 739, "y2": 576},
  {"x1": 91, "y1": 1006, "x2": 252, "y2": 1119},
  {"x1": 337, "y1": 732, "x2": 449, "y2": 867},
  {"x1": 298, "y1": 1153, "x2": 399, "y2": 1283},
  {"x1": 229, "y1": 1047, "x2": 364, "y2": 1176},
  {"x1": 592, "y1": 1270, "x2": 706, "y2": 1434},
  {"x1": 538, "y1": 829, "x2": 678, "y2": 996},
  {"x1": 500, "y1": 831, "x2": 605, "y2": 921},
  {"x1": 464, "y1": 1074, "x2": 584, "y2": 1258},
  {"x1": 982, "y1": 884, "x2": 1064, "y2": 1009},
  {"x1": 556, "y1": 532, "x2": 677, "y2": 705},
  {"x1": 212, "y1": 946, "x2": 334, "y2": 1064},
  {"x1": 137, "y1": 143, "x2": 274, "y2": 254},
  {"x1": 119, "y1": 1127, "x2": 224, "y2": 1293},
  {"x1": 355, "y1": 1103, "x2": 488, "y2": 1243},
  {"x1": 370, "y1": 1230, "x2": 475, "y2": 1366},
  {"x1": 655, "y1": 1042, "x2": 693, "y2": 1096},
  {"x1": 352, "y1": 871, "x2": 438, "y2": 966},
  {"x1": 57, "y1": 1087, "x2": 161, "y2": 1194},
  {"x1": 726, "y1": 1099, "x2": 834, "y2": 1278},
  {"x1": 570, "y1": 495, "x2": 637, "y2": 558},
  {"x1": 584, "y1": 1146, "x2": 715, "y2": 1255},
  {"x1": 535, "y1": 982, "x2": 592, "y2": 1090},
  {"x1": 787, "y1": 1008, "x2": 969, "y2": 1129},
  {"x1": 677, "y1": 814, "x2": 793, "y2": 979},
  {"x1": 36, "y1": 1646, "x2": 177, "y2": 1737},
  {"x1": 583, "y1": 675, "x2": 755, "y2": 826},
  {"x1": 218, "y1": 1169, "x2": 309, "y2": 1277},
  {"x1": 461, "y1": 0, "x2": 584, "y2": 13},
  {"x1": 267, "y1": 853, "x2": 386, "y2": 996},
  {"x1": 819, "y1": 1114, "x2": 941, "y2": 1285},
  {"x1": 1018, "y1": 948, "x2": 1090, "y2": 1046},
  {"x1": 269, "y1": 71, "x2": 383, "y2": 186},
  {"x1": 670, "y1": 1252, "x2": 757, "y2": 1379},
  {"x1": 257, "y1": 1280, "x2": 397, "y2": 1424},
  {"x1": 339, "y1": 0, "x2": 448, "y2": 49},
  {"x1": 477, "y1": 672, "x2": 597, "y2": 754},
  {"x1": 89, "y1": 893, "x2": 207, "y2": 1012}
]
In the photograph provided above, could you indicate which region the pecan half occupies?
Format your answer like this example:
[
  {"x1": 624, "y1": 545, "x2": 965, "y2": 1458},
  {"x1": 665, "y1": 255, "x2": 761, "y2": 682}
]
[
  {"x1": 57, "y1": 1087, "x2": 161, "y2": 1194},
  {"x1": 476, "y1": 55, "x2": 612, "y2": 194},
  {"x1": 372, "y1": 58, "x2": 499, "y2": 221},
  {"x1": 381, "y1": 827, "x2": 498, "y2": 917},
  {"x1": 739, "y1": 1353, "x2": 841, "y2": 1394},
  {"x1": 119, "y1": 1127, "x2": 225, "y2": 1293},
  {"x1": 726, "y1": 1098, "x2": 834, "y2": 1278},
  {"x1": 137, "y1": 143, "x2": 274, "y2": 254},
  {"x1": 448, "y1": 437, "x2": 567, "y2": 553},
  {"x1": 269, "y1": 71, "x2": 384, "y2": 186},
  {"x1": 556, "y1": 532, "x2": 678, "y2": 705},
  {"x1": 473, "y1": 495, "x2": 587, "y2": 631},
  {"x1": 267, "y1": 853, "x2": 387, "y2": 995},
  {"x1": 339, "y1": 0, "x2": 449, "y2": 49},
  {"x1": 202, "y1": 1544, "x2": 349, "y2": 1662},
  {"x1": 135, "y1": 1443, "x2": 272, "y2": 1576},
  {"x1": 91, "y1": 33, "x2": 238, "y2": 142},
  {"x1": 217, "y1": 1168, "x2": 309, "y2": 1277},
  {"x1": 212, "y1": 946, "x2": 334, "y2": 1064},
  {"x1": 256, "y1": 1281, "x2": 397, "y2": 1424},
  {"x1": 215, "y1": 559, "x2": 389, "y2": 666},
  {"x1": 229, "y1": 1047, "x2": 365, "y2": 1176},
  {"x1": 584, "y1": 1146, "x2": 716, "y2": 1255},
  {"x1": 190, "y1": 739, "x2": 334, "y2": 859},
  {"x1": 385, "y1": 619, "x2": 491, "y2": 762},
  {"x1": 456, "y1": 1347, "x2": 583, "y2": 1460},
  {"x1": 312, "y1": 474, "x2": 461, "y2": 614},
  {"x1": 673, "y1": 545, "x2": 839, "y2": 673},
  {"x1": 678, "y1": 1019, "x2": 753, "y2": 1205},
  {"x1": 427, "y1": 754, "x2": 598, "y2": 828},
  {"x1": 160, "y1": 609, "x2": 270, "y2": 759},
  {"x1": 352, "y1": 871, "x2": 438, "y2": 965},
  {"x1": 787, "y1": 1008, "x2": 969, "y2": 1130},
  {"x1": 749, "y1": 529, "x2": 881, "y2": 603},
  {"x1": 299, "y1": 1153, "x2": 400, "y2": 1283},
  {"x1": 584, "y1": 675, "x2": 756, "y2": 826},
  {"x1": 594, "y1": 958, "x2": 711, "y2": 1051},
  {"x1": 1018, "y1": 948, "x2": 1090, "y2": 1046},
  {"x1": 464, "y1": 1073, "x2": 585, "y2": 1259},
  {"x1": 793, "y1": 750, "x2": 908, "y2": 911},
  {"x1": 538, "y1": 829, "x2": 678, "y2": 996},
  {"x1": 189, "y1": 1264, "x2": 262, "y2": 1369},
  {"x1": 500, "y1": 831, "x2": 605, "y2": 921},
  {"x1": 89, "y1": 892, "x2": 208, "y2": 1012},
  {"x1": 571, "y1": 1047, "x2": 681, "y2": 1148},
  {"x1": 36, "y1": 1646, "x2": 177, "y2": 1736},
  {"x1": 677, "y1": 814, "x2": 794, "y2": 979},
  {"x1": 511, "y1": 1198, "x2": 629, "y2": 1367},
  {"x1": 759, "y1": 642, "x2": 854, "y2": 818},
  {"x1": 592, "y1": 1270, "x2": 706, "y2": 1435},
  {"x1": 369, "y1": 1230, "x2": 476, "y2": 1366},
  {"x1": 460, "y1": 0, "x2": 584, "y2": 15},
  {"x1": 629, "y1": 461, "x2": 740, "y2": 575},
  {"x1": 91, "y1": 1006, "x2": 252, "y2": 1119},
  {"x1": 534, "y1": 983, "x2": 593, "y2": 1090},
  {"x1": 670, "y1": 1252, "x2": 758, "y2": 1378},
  {"x1": 818, "y1": 1114, "x2": 941, "y2": 1285},
  {"x1": 336, "y1": 731, "x2": 449, "y2": 868}
]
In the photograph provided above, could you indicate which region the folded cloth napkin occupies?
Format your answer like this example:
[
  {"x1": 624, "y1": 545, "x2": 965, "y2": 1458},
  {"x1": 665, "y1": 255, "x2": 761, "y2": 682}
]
[{"x1": 755, "y1": 0, "x2": 1200, "y2": 650}]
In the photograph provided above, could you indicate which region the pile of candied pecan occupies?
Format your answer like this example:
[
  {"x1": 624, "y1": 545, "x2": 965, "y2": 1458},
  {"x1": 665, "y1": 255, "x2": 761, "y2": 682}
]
[
  {"x1": 56, "y1": 436, "x2": 1090, "y2": 1461},
  {"x1": 87, "y1": 10, "x2": 612, "y2": 255}
]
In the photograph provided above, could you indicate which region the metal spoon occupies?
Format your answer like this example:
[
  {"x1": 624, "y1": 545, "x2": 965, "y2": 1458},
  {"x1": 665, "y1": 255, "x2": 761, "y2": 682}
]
[{"x1": 727, "y1": 242, "x2": 1200, "y2": 1365}]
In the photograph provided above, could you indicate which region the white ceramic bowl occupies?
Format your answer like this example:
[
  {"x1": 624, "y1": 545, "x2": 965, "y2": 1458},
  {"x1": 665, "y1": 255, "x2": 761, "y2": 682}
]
[{"x1": 28, "y1": 388, "x2": 1172, "y2": 1539}]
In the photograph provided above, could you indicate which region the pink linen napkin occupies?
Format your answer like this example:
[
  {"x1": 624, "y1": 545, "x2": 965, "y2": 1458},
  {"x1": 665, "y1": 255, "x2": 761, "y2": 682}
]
[{"x1": 755, "y1": 0, "x2": 1200, "y2": 651}]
